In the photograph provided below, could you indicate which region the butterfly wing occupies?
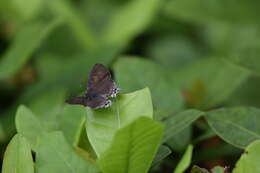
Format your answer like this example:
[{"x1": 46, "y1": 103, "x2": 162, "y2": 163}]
[
  {"x1": 87, "y1": 64, "x2": 118, "y2": 97},
  {"x1": 66, "y1": 96, "x2": 86, "y2": 106},
  {"x1": 66, "y1": 95, "x2": 110, "y2": 109}
]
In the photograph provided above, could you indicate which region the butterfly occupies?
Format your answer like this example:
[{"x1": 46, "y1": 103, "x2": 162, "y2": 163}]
[{"x1": 66, "y1": 64, "x2": 120, "y2": 109}]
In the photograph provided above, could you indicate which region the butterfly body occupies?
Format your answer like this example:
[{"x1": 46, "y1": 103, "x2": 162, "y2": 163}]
[{"x1": 66, "y1": 64, "x2": 119, "y2": 109}]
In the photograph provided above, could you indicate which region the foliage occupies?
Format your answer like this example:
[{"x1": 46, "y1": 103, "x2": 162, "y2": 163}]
[{"x1": 1, "y1": 0, "x2": 260, "y2": 172}]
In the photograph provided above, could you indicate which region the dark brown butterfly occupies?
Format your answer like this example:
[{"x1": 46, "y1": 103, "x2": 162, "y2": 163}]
[{"x1": 66, "y1": 64, "x2": 119, "y2": 109}]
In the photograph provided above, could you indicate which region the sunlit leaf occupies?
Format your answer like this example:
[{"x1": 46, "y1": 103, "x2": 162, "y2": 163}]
[
  {"x1": 174, "y1": 145, "x2": 193, "y2": 173},
  {"x1": 36, "y1": 131, "x2": 98, "y2": 173},
  {"x1": 233, "y1": 140, "x2": 260, "y2": 173},
  {"x1": 98, "y1": 117, "x2": 163, "y2": 173},
  {"x1": 2, "y1": 134, "x2": 34, "y2": 173},
  {"x1": 86, "y1": 88, "x2": 153, "y2": 156}
]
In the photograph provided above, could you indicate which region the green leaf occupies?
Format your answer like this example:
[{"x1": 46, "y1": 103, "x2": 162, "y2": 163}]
[
  {"x1": 0, "y1": 0, "x2": 42, "y2": 22},
  {"x1": 48, "y1": 0, "x2": 96, "y2": 49},
  {"x1": 224, "y1": 56, "x2": 260, "y2": 76},
  {"x1": 164, "y1": 0, "x2": 260, "y2": 25},
  {"x1": 103, "y1": 0, "x2": 161, "y2": 45},
  {"x1": 114, "y1": 57, "x2": 184, "y2": 116},
  {"x1": 86, "y1": 88, "x2": 153, "y2": 156},
  {"x1": 233, "y1": 140, "x2": 260, "y2": 173},
  {"x1": 163, "y1": 109, "x2": 203, "y2": 142},
  {"x1": 191, "y1": 165, "x2": 210, "y2": 173},
  {"x1": 206, "y1": 107, "x2": 260, "y2": 149},
  {"x1": 0, "y1": 20, "x2": 60, "y2": 80},
  {"x1": 167, "y1": 126, "x2": 192, "y2": 152},
  {"x1": 98, "y1": 117, "x2": 164, "y2": 173},
  {"x1": 211, "y1": 166, "x2": 228, "y2": 173},
  {"x1": 174, "y1": 145, "x2": 193, "y2": 173},
  {"x1": 59, "y1": 105, "x2": 86, "y2": 145},
  {"x1": 152, "y1": 145, "x2": 172, "y2": 165},
  {"x1": 28, "y1": 88, "x2": 66, "y2": 130},
  {"x1": 15, "y1": 105, "x2": 46, "y2": 150},
  {"x1": 146, "y1": 35, "x2": 202, "y2": 69},
  {"x1": 36, "y1": 131, "x2": 97, "y2": 173},
  {"x1": 2, "y1": 134, "x2": 34, "y2": 173},
  {"x1": 173, "y1": 58, "x2": 250, "y2": 109}
]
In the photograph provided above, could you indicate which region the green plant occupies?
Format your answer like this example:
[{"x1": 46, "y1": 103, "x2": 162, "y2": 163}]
[{"x1": 1, "y1": 0, "x2": 260, "y2": 172}]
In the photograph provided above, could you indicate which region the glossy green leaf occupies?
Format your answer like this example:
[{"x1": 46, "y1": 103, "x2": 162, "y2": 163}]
[
  {"x1": 103, "y1": 0, "x2": 161, "y2": 45},
  {"x1": 174, "y1": 145, "x2": 193, "y2": 173},
  {"x1": 233, "y1": 140, "x2": 260, "y2": 173},
  {"x1": 163, "y1": 109, "x2": 203, "y2": 142},
  {"x1": 206, "y1": 107, "x2": 260, "y2": 149},
  {"x1": 173, "y1": 58, "x2": 250, "y2": 109},
  {"x1": 191, "y1": 166, "x2": 210, "y2": 173},
  {"x1": 0, "y1": 20, "x2": 60, "y2": 80},
  {"x1": 15, "y1": 105, "x2": 46, "y2": 150},
  {"x1": 98, "y1": 117, "x2": 163, "y2": 173},
  {"x1": 114, "y1": 57, "x2": 184, "y2": 116},
  {"x1": 152, "y1": 145, "x2": 172, "y2": 165},
  {"x1": 2, "y1": 134, "x2": 34, "y2": 173},
  {"x1": 36, "y1": 131, "x2": 97, "y2": 173},
  {"x1": 86, "y1": 88, "x2": 153, "y2": 156}
]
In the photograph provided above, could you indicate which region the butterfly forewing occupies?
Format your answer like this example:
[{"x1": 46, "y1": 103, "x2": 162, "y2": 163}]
[{"x1": 87, "y1": 64, "x2": 117, "y2": 97}]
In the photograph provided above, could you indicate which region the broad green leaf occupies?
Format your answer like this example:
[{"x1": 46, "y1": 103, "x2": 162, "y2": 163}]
[
  {"x1": 114, "y1": 57, "x2": 184, "y2": 116},
  {"x1": 0, "y1": 20, "x2": 60, "y2": 80},
  {"x1": 59, "y1": 105, "x2": 86, "y2": 145},
  {"x1": 15, "y1": 105, "x2": 46, "y2": 150},
  {"x1": 103, "y1": 0, "x2": 161, "y2": 45},
  {"x1": 191, "y1": 166, "x2": 210, "y2": 173},
  {"x1": 173, "y1": 58, "x2": 250, "y2": 109},
  {"x1": 233, "y1": 140, "x2": 260, "y2": 173},
  {"x1": 163, "y1": 110, "x2": 203, "y2": 142},
  {"x1": 174, "y1": 145, "x2": 193, "y2": 173},
  {"x1": 152, "y1": 145, "x2": 172, "y2": 165},
  {"x1": 36, "y1": 131, "x2": 97, "y2": 173},
  {"x1": 206, "y1": 107, "x2": 260, "y2": 149},
  {"x1": 98, "y1": 117, "x2": 164, "y2": 173},
  {"x1": 86, "y1": 88, "x2": 153, "y2": 156},
  {"x1": 2, "y1": 134, "x2": 34, "y2": 173},
  {"x1": 48, "y1": 0, "x2": 96, "y2": 49}
]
